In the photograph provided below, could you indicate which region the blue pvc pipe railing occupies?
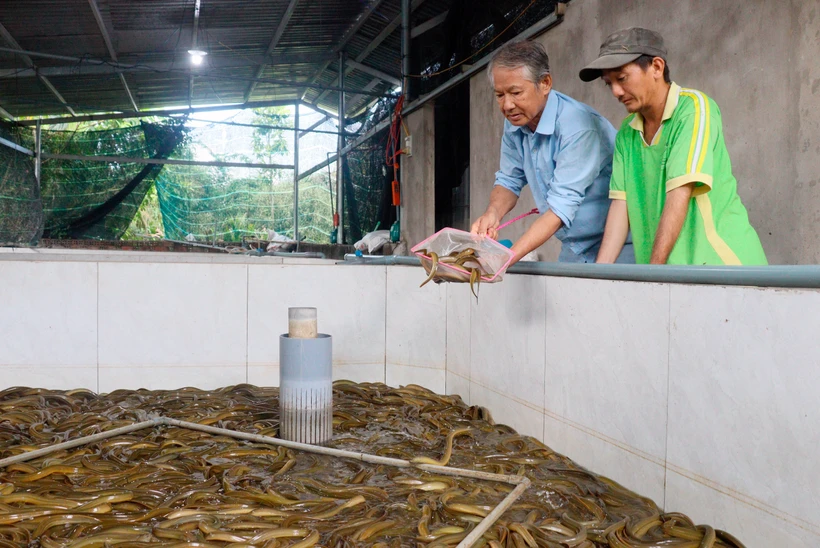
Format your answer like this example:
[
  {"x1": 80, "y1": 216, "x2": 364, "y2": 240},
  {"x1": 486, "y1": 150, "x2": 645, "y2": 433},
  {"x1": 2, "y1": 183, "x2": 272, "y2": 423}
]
[{"x1": 341, "y1": 254, "x2": 820, "y2": 288}]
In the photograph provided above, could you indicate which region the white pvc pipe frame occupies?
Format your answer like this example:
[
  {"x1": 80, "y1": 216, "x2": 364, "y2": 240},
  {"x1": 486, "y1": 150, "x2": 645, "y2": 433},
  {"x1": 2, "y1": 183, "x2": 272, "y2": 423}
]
[{"x1": 0, "y1": 416, "x2": 530, "y2": 548}]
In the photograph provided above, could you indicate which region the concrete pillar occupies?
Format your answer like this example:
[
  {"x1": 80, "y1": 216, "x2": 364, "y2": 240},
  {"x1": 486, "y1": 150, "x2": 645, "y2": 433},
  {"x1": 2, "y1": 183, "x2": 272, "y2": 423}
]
[{"x1": 401, "y1": 103, "x2": 435, "y2": 249}]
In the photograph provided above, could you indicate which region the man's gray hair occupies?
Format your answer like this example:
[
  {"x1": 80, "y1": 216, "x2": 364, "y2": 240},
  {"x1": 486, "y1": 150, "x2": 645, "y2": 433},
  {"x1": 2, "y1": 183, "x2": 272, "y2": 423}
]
[{"x1": 487, "y1": 40, "x2": 551, "y2": 86}]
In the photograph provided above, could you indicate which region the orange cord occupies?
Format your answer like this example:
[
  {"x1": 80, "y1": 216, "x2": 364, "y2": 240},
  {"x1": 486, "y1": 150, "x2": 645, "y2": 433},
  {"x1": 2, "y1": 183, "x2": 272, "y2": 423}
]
[{"x1": 386, "y1": 95, "x2": 405, "y2": 207}]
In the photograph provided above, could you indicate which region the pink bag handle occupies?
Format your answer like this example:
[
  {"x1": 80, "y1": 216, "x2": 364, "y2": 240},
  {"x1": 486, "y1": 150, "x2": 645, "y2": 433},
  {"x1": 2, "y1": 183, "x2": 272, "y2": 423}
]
[{"x1": 497, "y1": 208, "x2": 539, "y2": 231}]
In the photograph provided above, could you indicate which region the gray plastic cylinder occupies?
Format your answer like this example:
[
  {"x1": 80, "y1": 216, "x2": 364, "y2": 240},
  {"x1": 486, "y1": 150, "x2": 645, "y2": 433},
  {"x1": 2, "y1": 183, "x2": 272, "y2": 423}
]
[{"x1": 279, "y1": 334, "x2": 333, "y2": 444}]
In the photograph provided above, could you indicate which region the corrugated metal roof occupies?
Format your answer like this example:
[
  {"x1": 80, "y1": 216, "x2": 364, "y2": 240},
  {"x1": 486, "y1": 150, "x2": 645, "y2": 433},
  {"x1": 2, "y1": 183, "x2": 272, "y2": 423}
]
[{"x1": 0, "y1": 0, "x2": 506, "y2": 120}]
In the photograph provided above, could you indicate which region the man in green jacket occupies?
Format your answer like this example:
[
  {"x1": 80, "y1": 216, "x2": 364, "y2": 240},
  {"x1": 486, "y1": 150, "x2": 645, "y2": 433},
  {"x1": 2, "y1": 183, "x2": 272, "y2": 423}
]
[{"x1": 580, "y1": 27, "x2": 767, "y2": 265}]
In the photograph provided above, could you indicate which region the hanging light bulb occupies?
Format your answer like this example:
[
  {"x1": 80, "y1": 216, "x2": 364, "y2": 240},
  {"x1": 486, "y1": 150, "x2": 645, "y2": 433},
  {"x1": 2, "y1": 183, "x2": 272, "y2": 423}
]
[{"x1": 188, "y1": 50, "x2": 207, "y2": 66}]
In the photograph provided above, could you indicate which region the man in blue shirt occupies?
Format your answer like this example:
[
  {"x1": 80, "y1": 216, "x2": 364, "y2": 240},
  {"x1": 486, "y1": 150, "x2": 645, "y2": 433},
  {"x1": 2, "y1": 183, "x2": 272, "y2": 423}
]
[{"x1": 471, "y1": 40, "x2": 634, "y2": 263}]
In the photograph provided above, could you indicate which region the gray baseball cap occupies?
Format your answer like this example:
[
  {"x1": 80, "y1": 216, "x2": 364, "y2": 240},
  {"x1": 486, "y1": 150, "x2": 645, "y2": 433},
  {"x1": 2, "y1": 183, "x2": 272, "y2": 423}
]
[{"x1": 579, "y1": 27, "x2": 667, "y2": 82}]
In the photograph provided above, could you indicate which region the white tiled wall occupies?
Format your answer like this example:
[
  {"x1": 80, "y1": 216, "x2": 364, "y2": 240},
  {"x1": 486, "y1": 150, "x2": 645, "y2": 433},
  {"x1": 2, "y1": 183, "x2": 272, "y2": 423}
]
[
  {"x1": 665, "y1": 470, "x2": 818, "y2": 548},
  {"x1": 247, "y1": 264, "x2": 387, "y2": 385},
  {"x1": 471, "y1": 381, "x2": 544, "y2": 439},
  {"x1": 386, "y1": 364, "x2": 445, "y2": 393},
  {"x1": 100, "y1": 364, "x2": 246, "y2": 393},
  {"x1": 445, "y1": 371, "x2": 470, "y2": 400},
  {"x1": 98, "y1": 262, "x2": 249, "y2": 391},
  {"x1": 543, "y1": 277, "x2": 670, "y2": 463},
  {"x1": 0, "y1": 256, "x2": 390, "y2": 392},
  {"x1": 450, "y1": 275, "x2": 820, "y2": 547},
  {"x1": 384, "y1": 266, "x2": 446, "y2": 392},
  {"x1": 1, "y1": 254, "x2": 817, "y2": 547},
  {"x1": 445, "y1": 281, "x2": 472, "y2": 381},
  {"x1": 0, "y1": 261, "x2": 98, "y2": 391},
  {"x1": 0, "y1": 365, "x2": 99, "y2": 392},
  {"x1": 471, "y1": 275, "x2": 546, "y2": 412},
  {"x1": 667, "y1": 285, "x2": 820, "y2": 544},
  {"x1": 542, "y1": 412, "x2": 667, "y2": 505},
  {"x1": 0, "y1": 261, "x2": 98, "y2": 375}
]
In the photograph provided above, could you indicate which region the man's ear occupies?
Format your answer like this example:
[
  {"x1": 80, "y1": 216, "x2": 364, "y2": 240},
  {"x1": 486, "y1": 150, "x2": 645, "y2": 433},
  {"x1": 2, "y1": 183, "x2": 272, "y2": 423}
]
[
  {"x1": 540, "y1": 74, "x2": 553, "y2": 95},
  {"x1": 653, "y1": 57, "x2": 666, "y2": 80}
]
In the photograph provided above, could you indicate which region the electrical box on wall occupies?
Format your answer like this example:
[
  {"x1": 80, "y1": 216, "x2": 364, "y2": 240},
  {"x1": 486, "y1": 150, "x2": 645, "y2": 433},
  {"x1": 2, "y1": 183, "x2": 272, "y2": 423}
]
[{"x1": 404, "y1": 135, "x2": 412, "y2": 157}]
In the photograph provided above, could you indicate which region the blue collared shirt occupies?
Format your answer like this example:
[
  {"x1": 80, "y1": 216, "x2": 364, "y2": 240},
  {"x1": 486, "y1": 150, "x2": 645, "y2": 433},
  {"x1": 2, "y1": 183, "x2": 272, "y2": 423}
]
[{"x1": 494, "y1": 90, "x2": 617, "y2": 255}]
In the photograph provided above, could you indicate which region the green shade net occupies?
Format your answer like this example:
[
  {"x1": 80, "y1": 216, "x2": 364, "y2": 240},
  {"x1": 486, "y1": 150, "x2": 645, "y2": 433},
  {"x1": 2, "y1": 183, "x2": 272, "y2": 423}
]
[
  {"x1": 36, "y1": 121, "x2": 187, "y2": 240},
  {"x1": 156, "y1": 164, "x2": 290, "y2": 242},
  {"x1": 0, "y1": 122, "x2": 42, "y2": 245},
  {"x1": 339, "y1": 97, "x2": 398, "y2": 245},
  {"x1": 155, "y1": 165, "x2": 336, "y2": 244},
  {"x1": 342, "y1": 127, "x2": 393, "y2": 244},
  {"x1": 0, "y1": 103, "x2": 394, "y2": 246}
]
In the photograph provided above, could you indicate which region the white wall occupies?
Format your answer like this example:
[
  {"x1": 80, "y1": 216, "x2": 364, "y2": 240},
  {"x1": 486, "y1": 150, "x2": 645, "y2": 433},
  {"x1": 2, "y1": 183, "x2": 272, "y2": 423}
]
[
  {"x1": 447, "y1": 274, "x2": 820, "y2": 548},
  {"x1": 0, "y1": 250, "x2": 448, "y2": 394},
  {"x1": 0, "y1": 250, "x2": 399, "y2": 391},
  {"x1": 0, "y1": 250, "x2": 817, "y2": 547}
]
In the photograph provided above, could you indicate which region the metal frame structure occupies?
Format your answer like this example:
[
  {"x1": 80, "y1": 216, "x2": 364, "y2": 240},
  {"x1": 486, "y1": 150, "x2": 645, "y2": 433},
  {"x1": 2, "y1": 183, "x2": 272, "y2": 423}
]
[
  {"x1": 0, "y1": 0, "x2": 566, "y2": 246},
  {"x1": 337, "y1": 51, "x2": 346, "y2": 245},
  {"x1": 0, "y1": 0, "x2": 438, "y2": 119}
]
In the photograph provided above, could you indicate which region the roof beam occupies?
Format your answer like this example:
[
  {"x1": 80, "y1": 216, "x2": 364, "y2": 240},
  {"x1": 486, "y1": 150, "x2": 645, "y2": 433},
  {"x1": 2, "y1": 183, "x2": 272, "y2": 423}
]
[
  {"x1": 0, "y1": 105, "x2": 15, "y2": 121},
  {"x1": 298, "y1": 100, "x2": 336, "y2": 121},
  {"x1": 312, "y1": 60, "x2": 398, "y2": 106},
  {"x1": 344, "y1": 77, "x2": 381, "y2": 117},
  {"x1": 42, "y1": 152, "x2": 293, "y2": 170},
  {"x1": 346, "y1": 60, "x2": 401, "y2": 87},
  {"x1": 0, "y1": 56, "x2": 394, "y2": 101},
  {"x1": 87, "y1": 0, "x2": 140, "y2": 111},
  {"x1": 243, "y1": 0, "x2": 300, "y2": 103},
  {"x1": 411, "y1": 10, "x2": 448, "y2": 38},
  {"x1": 0, "y1": 49, "x2": 336, "y2": 78},
  {"x1": 17, "y1": 98, "x2": 298, "y2": 126},
  {"x1": 357, "y1": 0, "x2": 425, "y2": 64},
  {"x1": 298, "y1": 114, "x2": 330, "y2": 138},
  {"x1": 309, "y1": 0, "x2": 424, "y2": 110},
  {"x1": 300, "y1": 0, "x2": 386, "y2": 101},
  {"x1": 180, "y1": 115, "x2": 347, "y2": 137},
  {"x1": 0, "y1": 135, "x2": 33, "y2": 155},
  {"x1": 0, "y1": 22, "x2": 77, "y2": 116}
]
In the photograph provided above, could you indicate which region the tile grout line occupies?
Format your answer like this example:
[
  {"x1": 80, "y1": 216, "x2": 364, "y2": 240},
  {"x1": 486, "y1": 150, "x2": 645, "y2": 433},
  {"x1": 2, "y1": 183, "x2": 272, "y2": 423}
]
[
  {"x1": 467, "y1": 283, "x2": 472, "y2": 404},
  {"x1": 472, "y1": 374, "x2": 667, "y2": 467},
  {"x1": 467, "y1": 283, "x2": 473, "y2": 405},
  {"x1": 542, "y1": 276, "x2": 549, "y2": 446},
  {"x1": 383, "y1": 266, "x2": 388, "y2": 385},
  {"x1": 444, "y1": 282, "x2": 448, "y2": 394},
  {"x1": 96, "y1": 262, "x2": 100, "y2": 394},
  {"x1": 664, "y1": 460, "x2": 820, "y2": 536},
  {"x1": 663, "y1": 284, "x2": 671, "y2": 511},
  {"x1": 245, "y1": 265, "x2": 249, "y2": 384}
]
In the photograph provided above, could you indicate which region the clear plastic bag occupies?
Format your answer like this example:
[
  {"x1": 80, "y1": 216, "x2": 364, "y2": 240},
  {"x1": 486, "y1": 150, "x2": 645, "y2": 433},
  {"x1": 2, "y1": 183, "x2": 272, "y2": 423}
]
[{"x1": 411, "y1": 228, "x2": 515, "y2": 284}]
